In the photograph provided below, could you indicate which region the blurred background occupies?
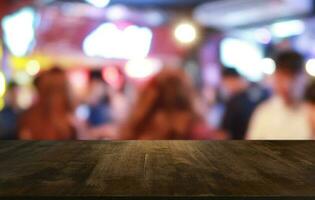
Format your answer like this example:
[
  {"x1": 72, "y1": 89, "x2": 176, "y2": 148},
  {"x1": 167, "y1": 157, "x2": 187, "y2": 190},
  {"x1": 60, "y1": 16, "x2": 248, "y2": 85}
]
[{"x1": 0, "y1": 0, "x2": 315, "y2": 140}]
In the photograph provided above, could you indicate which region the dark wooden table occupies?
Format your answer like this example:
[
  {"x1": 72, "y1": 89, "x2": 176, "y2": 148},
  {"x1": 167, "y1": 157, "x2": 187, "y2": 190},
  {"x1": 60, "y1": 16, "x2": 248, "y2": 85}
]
[{"x1": 0, "y1": 141, "x2": 315, "y2": 199}]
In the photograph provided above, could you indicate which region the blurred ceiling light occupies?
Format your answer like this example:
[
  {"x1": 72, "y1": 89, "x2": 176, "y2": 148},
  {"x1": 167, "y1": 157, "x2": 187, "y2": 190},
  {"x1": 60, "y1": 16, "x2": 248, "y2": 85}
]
[
  {"x1": 194, "y1": 0, "x2": 312, "y2": 29},
  {"x1": 106, "y1": 5, "x2": 128, "y2": 21},
  {"x1": 271, "y1": 20, "x2": 305, "y2": 38},
  {"x1": 26, "y1": 60, "x2": 40, "y2": 76},
  {"x1": 0, "y1": 72, "x2": 6, "y2": 97},
  {"x1": 174, "y1": 23, "x2": 197, "y2": 44},
  {"x1": 85, "y1": 0, "x2": 110, "y2": 8},
  {"x1": 1, "y1": 7, "x2": 36, "y2": 57},
  {"x1": 254, "y1": 28, "x2": 272, "y2": 44},
  {"x1": 306, "y1": 59, "x2": 315, "y2": 77},
  {"x1": 259, "y1": 58, "x2": 276, "y2": 75},
  {"x1": 83, "y1": 23, "x2": 152, "y2": 59},
  {"x1": 125, "y1": 58, "x2": 162, "y2": 79},
  {"x1": 221, "y1": 38, "x2": 264, "y2": 81}
]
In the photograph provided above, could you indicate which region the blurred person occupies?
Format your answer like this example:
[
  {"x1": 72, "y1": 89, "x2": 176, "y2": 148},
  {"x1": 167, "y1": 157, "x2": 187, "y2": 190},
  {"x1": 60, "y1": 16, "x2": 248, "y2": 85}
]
[
  {"x1": 201, "y1": 85, "x2": 223, "y2": 128},
  {"x1": 107, "y1": 66, "x2": 129, "y2": 124},
  {"x1": 119, "y1": 68, "x2": 214, "y2": 140},
  {"x1": 247, "y1": 51, "x2": 312, "y2": 140},
  {"x1": 0, "y1": 82, "x2": 19, "y2": 139},
  {"x1": 305, "y1": 80, "x2": 315, "y2": 138},
  {"x1": 87, "y1": 70, "x2": 112, "y2": 127},
  {"x1": 79, "y1": 68, "x2": 128, "y2": 140},
  {"x1": 19, "y1": 67, "x2": 76, "y2": 140},
  {"x1": 220, "y1": 68, "x2": 270, "y2": 139}
]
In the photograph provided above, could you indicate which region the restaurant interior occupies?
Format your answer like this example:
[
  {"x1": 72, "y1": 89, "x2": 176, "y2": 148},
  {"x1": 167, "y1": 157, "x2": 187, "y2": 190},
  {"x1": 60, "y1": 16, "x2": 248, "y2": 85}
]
[{"x1": 0, "y1": 0, "x2": 315, "y2": 140}]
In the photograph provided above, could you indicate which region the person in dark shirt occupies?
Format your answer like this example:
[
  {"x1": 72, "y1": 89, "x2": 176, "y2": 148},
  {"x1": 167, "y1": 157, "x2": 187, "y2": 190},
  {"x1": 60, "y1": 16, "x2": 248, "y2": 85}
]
[
  {"x1": 87, "y1": 70, "x2": 112, "y2": 127},
  {"x1": 220, "y1": 68, "x2": 270, "y2": 139},
  {"x1": 0, "y1": 82, "x2": 19, "y2": 139}
]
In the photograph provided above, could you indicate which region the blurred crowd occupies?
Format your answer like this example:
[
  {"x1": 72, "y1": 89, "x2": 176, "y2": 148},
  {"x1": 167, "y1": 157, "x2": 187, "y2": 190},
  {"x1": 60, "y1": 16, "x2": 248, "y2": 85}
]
[{"x1": 0, "y1": 50, "x2": 314, "y2": 140}]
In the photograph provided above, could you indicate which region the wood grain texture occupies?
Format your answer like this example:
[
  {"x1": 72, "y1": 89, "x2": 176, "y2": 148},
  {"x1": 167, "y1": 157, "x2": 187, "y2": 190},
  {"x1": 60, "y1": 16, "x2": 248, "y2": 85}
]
[{"x1": 0, "y1": 141, "x2": 314, "y2": 198}]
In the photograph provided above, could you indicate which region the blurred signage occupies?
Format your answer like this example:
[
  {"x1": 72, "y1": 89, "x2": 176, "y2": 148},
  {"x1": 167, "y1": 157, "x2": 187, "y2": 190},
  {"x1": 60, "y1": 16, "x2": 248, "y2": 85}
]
[
  {"x1": 194, "y1": 0, "x2": 313, "y2": 28},
  {"x1": 83, "y1": 23, "x2": 152, "y2": 60}
]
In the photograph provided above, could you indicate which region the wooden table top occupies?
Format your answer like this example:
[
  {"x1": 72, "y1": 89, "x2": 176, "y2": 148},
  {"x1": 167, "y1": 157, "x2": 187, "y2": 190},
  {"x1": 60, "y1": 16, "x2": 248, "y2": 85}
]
[{"x1": 0, "y1": 141, "x2": 315, "y2": 199}]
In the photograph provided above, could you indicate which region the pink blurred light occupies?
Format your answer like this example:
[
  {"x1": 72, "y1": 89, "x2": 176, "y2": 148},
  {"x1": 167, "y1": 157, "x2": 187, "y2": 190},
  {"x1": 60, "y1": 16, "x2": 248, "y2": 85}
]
[
  {"x1": 68, "y1": 69, "x2": 89, "y2": 96},
  {"x1": 102, "y1": 66, "x2": 124, "y2": 90}
]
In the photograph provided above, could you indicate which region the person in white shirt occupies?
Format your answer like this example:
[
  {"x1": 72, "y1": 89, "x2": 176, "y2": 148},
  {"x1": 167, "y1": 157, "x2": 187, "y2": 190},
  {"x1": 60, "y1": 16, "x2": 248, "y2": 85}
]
[
  {"x1": 247, "y1": 51, "x2": 312, "y2": 140},
  {"x1": 305, "y1": 81, "x2": 315, "y2": 138}
]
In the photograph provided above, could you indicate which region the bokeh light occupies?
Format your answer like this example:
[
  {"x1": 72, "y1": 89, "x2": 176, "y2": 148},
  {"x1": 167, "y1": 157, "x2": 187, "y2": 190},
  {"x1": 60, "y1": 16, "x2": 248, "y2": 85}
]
[
  {"x1": 125, "y1": 58, "x2": 162, "y2": 79},
  {"x1": 0, "y1": 72, "x2": 6, "y2": 97},
  {"x1": 306, "y1": 59, "x2": 315, "y2": 77},
  {"x1": 259, "y1": 58, "x2": 276, "y2": 75},
  {"x1": 68, "y1": 69, "x2": 89, "y2": 97},
  {"x1": 13, "y1": 71, "x2": 32, "y2": 85},
  {"x1": 26, "y1": 60, "x2": 40, "y2": 76},
  {"x1": 220, "y1": 38, "x2": 264, "y2": 81},
  {"x1": 102, "y1": 66, "x2": 123, "y2": 89},
  {"x1": 271, "y1": 20, "x2": 305, "y2": 38},
  {"x1": 174, "y1": 23, "x2": 197, "y2": 44},
  {"x1": 254, "y1": 28, "x2": 272, "y2": 44},
  {"x1": 1, "y1": 7, "x2": 36, "y2": 57},
  {"x1": 16, "y1": 87, "x2": 33, "y2": 109},
  {"x1": 85, "y1": 0, "x2": 110, "y2": 8},
  {"x1": 83, "y1": 23, "x2": 152, "y2": 59},
  {"x1": 0, "y1": 98, "x2": 4, "y2": 111}
]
